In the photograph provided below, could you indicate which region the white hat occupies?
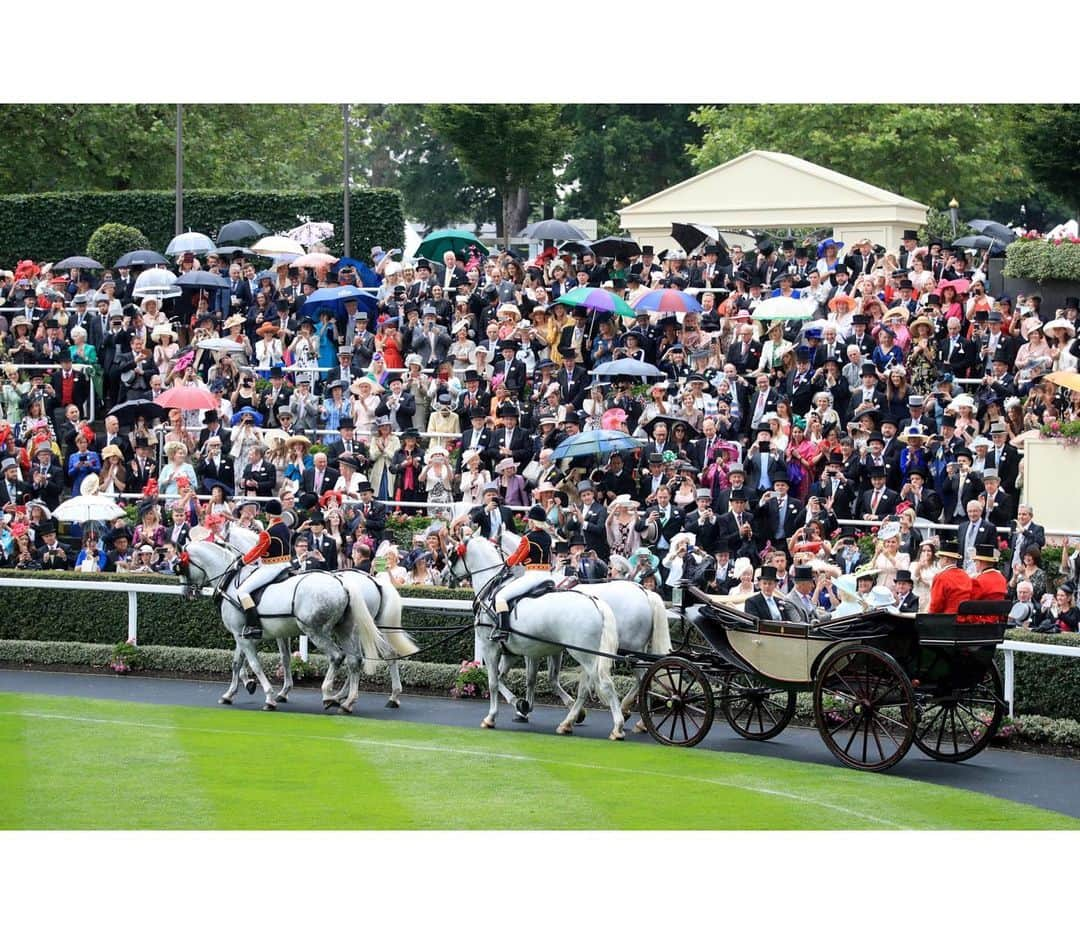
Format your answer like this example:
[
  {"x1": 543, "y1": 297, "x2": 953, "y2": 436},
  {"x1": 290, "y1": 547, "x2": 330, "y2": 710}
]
[
  {"x1": 732, "y1": 557, "x2": 753, "y2": 579},
  {"x1": 867, "y1": 586, "x2": 897, "y2": 609},
  {"x1": 1046, "y1": 317, "x2": 1076, "y2": 336}
]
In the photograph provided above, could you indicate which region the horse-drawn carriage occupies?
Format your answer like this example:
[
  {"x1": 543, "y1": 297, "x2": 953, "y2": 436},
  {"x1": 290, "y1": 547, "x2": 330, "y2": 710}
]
[{"x1": 636, "y1": 586, "x2": 1009, "y2": 772}]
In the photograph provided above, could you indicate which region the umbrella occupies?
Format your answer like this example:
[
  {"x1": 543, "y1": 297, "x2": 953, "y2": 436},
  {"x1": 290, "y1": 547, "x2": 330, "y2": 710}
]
[
  {"x1": 951, "y1": 236, "x2": 1007, "y2": 256},
  {"x1": 53, "y1": 494, "x2": 126, "y2": 524},
  {"x1": 752, "y1": 296, "x2": 813, "y2": 320},
  {"x1": 231, "y1": 406, "x2": 265, "y2": 427},
  {"x1": 165, "y1": 231, "x2": 217, "y2": 256},
  {"x1": 215, "y1": 245, "x2": 257, "y2": 258},
  {"x1": 301, "y1": 285, "x2": 379, "y2": 324},
  {"x1": 54, "y1": 256, "x2": 103, "y2": 271},
  {"x1": 551, "y1": 429, "x2": 647, "y2": 460},
  {"x1": 556, "y1": 241, "x2": 592, "y2": 256},
  {"x1": 292, "y1": 252, "x2": 338, "y2": 269},
  {"x1": 217, "y1": 219, "x2": 269, "y2": 244},
  {"x1": 287, "y1": 220, "x2": 335, "y2": 246},
  {"x1": 670, "y1": 222, "x2": 728, "y2": 259},
  {"x1": 132, "y1": 268, "x2": 181, "y2": 300},
  {"x1": 115, "y1": 249, "x2": 170, "y2": 268},
  {"x1": 518, "y1": 219, "x2": 588, "y2": 242},
  {"x1": 589, "y1": 237, "x2": 641, "y2": 261},
  {"x1": 553, "y1": 286, "x2": 636, "y2": 318},
  {"x1": 108, "y1": 399, "x2": 166, "y2": 425},
  {"x1": 175, "y1": 271, "x2": 230, "y2": 290},
  {"x1": 640, "y1": 415, "x2": 701, "y2": 441},
  {"x1": 415, "y1": 229, "x2": 490, "y2": 263},
  {"x1": 196, "y1": 338, "x2": 246, "y2": 353},
  {"x1": 331, "y1": 257, "x2": 381, "y2": 288},
  {"x1": 632, "y1": 289, "x2": 704, "y2": 315},
  {"x1": 934, "y1": 278, "x2": 972, "y2": 296},
  {"x1": 1045, "y1": 371, "x2": 1080, "y2": 393},
  {"x1": 155, "y1": 385, "x2": 220, "y2": 410},
  {"x1": 251, "y1": 235, "x2": 306, "y2": 257},
  {"x1": 589, "y1": 359, "x2": 665, "y2": 379},
  {"x1": 968, "y1": 220, "x2": 1017, "y2": 245}
]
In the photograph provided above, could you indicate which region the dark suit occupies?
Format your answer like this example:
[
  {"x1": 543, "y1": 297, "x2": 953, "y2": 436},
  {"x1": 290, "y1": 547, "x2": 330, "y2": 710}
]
[
  {"x1": 636, "y1": 504, "x2": 684, "y2": 552},
  {"x1": 725, "y1": 339, "x2": 762, "y2": 375},
  {"x1": 957, "y1": 518, "x2": 999, "y2": 561},
  {"x1": 241, "y1": 461, "x2": 276, "y2": 498},
  {"x1": 937, "y1": 335, "x2": 976, "y2": 377},
  {"x1": 555, "y1": 365, "x2": 590, "y2": 408},
  {"x1": 578, "y1": 500, "x2": 609, "y2": 561},
  {"x1": 855, "y1": 486, "x2": 901, "y2": 520},
  {"x1": 1010, "y1": 522, "x2": 1046, "y2": 563},
  {"x1": 755, "y1": 494, "x2": 804, "y2": 548},
  {"x1": 943, "y1": 471, "x2": 985, "y2": 520},
  {"x1": 0, "y1": 478, "x2": 30, "y2": 510},
  {"x1": 486, "y1": 426, "x2": 532, "y2": 469},
  {"x1": 95, "y1": 432, "x2": 133, "y2": 463},
  {"x1": 197, "y1": 454, "x2": 235, "y2": 494},
  {"x1": 27, "y1": 459, "x2": 64, "y2": 510},
  {"x1": 127, "y1": 454, "x2": 157, "y2": 492},
  {"x1": 352, "y1": 498, "x2": 389, "y2": 542},
  {"x1": 492, "y1": 356, "x2": 527, "y2": 394},
  {"x1": 684, "y1": 508, "x2": 723, "y2": 556},
  {"x1": 304, "y1": 531, "x2": 339, "y2": 571},
  {"x1": 986, "y1": 444, "x2": 1021, "y2": 493},
  {"x1": 49, "y1": 367, "x2": 91, "y2": 419},
  {"x1": 467, "y1": 504, "x2": 519, "y2": 538},
  {"x1": 745, "y1": 591, "x2": 798, "y2": 622},
  {"x1": 981, "y1": 489, "x2": 1015, "y2": 527},
  {"x1": 301, "y1": 466, "x2": 340, "y2": 497}
]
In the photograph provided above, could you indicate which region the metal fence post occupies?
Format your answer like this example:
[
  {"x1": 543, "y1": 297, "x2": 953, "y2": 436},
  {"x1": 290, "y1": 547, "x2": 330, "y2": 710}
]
[
  {"x1": 1004, "y1": 648, "x2": 1015, "y2": 717},
  {"x1": 128, "y1": 591, "x2": 138, "y2": 645}
]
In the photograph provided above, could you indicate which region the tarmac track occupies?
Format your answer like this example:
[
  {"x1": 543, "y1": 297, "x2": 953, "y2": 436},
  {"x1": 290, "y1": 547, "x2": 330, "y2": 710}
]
[{"x1": 2, "y1": 668, "x2": 1079, "y2": 820}]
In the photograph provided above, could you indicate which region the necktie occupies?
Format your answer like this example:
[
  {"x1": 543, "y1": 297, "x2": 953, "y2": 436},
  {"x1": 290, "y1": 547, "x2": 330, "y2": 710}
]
[
  {"x1": 315, "y1": 472, "x2": 323, "y2": 489},
  {"x1": 774, "y1": 500, "x2": 785, "y2": 539},
  {"x1": 871, "y1": 490, "x2": 881, "y2": 514}
]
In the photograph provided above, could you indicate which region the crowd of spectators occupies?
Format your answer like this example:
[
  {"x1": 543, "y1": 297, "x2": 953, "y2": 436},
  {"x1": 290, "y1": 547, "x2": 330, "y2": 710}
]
[{"x1": 1, "y1": 232, "x2": 1079, "y2": 629}]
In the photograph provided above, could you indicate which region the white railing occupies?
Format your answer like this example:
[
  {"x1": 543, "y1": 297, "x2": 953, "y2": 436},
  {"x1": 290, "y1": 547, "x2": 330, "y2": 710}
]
[{"x1": 1001, "y1": 638, "x2": 1080, "y2": 717}]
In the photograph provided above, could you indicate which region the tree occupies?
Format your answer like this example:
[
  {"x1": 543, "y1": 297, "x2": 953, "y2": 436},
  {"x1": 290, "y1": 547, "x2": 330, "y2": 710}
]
[
  {"x1": 1011, "y1": 104, "x2": 1080, "y2": 221},
  {"x1": 560, "y1": 105, "x2": 705, "y2": 227},
  {"x1": 688, "y1": 104, "x2": 1031, "y2": 217},
  {"x1": 424, "y1": 104, "x2": 571, "y2": 243},
  {"x1": 0, "y1": 104, "x2": 345, "y2": 193},
  {"x1": 86, "y1": 223, "x2": 150, "y2": 263},
  {"x1": 350, "y1": 105, "x2": 499, "y2": 229}
]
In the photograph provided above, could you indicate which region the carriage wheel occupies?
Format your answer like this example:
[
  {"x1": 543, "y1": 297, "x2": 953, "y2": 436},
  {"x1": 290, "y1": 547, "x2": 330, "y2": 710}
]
[
  {"x1": 913, "y1": 664, "x2": 1005, "y2": 763},
  {"x1": 719, "y1": 671, "x2": 796, "y2": 741},
  {"x1": 639, "y1": 657, "x2": 715, "y2": 748},
  {"x1": 813, "y1": 646, "x2": 915, "y2": 772}
]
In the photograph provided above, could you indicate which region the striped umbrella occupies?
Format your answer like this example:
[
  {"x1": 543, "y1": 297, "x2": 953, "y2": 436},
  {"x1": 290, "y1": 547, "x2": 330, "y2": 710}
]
[
  {"x1": 632, "y1": 289, "x2": 703, "y2": 315},
  {"x1": 553, "y1": 286, "x2": 636, "y2": 318}
]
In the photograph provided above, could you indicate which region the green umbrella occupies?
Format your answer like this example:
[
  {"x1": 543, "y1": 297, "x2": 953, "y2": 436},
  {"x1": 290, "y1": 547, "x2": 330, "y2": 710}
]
[
  {"x1": 415, "y1": 229, "x2": 490, "y2": 262},
  {"x1": 554, "y1": 285, "x2": 637, "y2": 318}
]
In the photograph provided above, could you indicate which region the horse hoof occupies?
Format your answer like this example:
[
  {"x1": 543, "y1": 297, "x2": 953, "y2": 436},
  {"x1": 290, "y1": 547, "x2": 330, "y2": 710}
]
[
  {"x1": 384, "y1": 699, "x2": 400, "y2": 709},
  {"x1": 515, "y1": 699, "x2": 532, "y2": 717},
  {"x1": 481, "y1": 717, "x2": 495, "y2": 729},
  {"x1": 632, "y1": 720, "x2": 648, "y2": 734},
  {"x1": 339, "y1": 705, "x2": 353, "y2": 715},
  {"x1": 218, "y1": 697, "x2": 232, "y2": 705},
  {"x1": 609, "y1": 730, "x2": 625, "y2": 741},
  {"x1": 556, "y1": 723, "x2": 573, "y2": 735},
  {"x1": 262, "y1": 703, "x2": 277, "y2": 712},
  {"x1": 245, "y1": 679, "x2": 257, "y2": 695},
  {"x1": 575, "y1": 709, "x2": 587, "y2": 725},
  {"x1": 512, "y1": 715, "x2": 528, "y2": 723},
  {"x1": 323, "y1": 699, "x2": 340, "y2": 710},
  {"x1": 275, "y1": 694, "x2": 289, "y2": 703}
]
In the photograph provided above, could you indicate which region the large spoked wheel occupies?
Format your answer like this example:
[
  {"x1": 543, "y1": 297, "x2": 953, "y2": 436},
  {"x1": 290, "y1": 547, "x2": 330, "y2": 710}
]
[
  {"x1": 639, "y1": 657, "x2": 715, "y2": 747},
  {"x1": 719, "y1": 671, "x2": 796, "y2": 741},
  {"x1": 813, "y1": 646, "x2": 916, "y2": 772},
  {"x1": 913, "y1": 664, "x2": 1005, "y2": 763}
]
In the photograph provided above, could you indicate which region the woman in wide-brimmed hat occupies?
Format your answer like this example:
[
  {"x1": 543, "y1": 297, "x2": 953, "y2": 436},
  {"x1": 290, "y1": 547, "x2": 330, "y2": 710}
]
[
  {"x1": 906, "y1": 315, "x2": 938, "y2": 396},
  {"x1": 159, "y1": 440, "x2": 197, "y2": 497},
  {"x1": 151, "y1": 322, "x2": 179, "y2": 377},
  {"x1": 605, "y1": 494, "x2": 642, "y2": 559},
  {"x1": 253, "y1": 320, "x2": 284, "y2": 374},
  {"x1": 1045, "y1": 317, "x2": 1080, "y2": 372},
  {"x1": 97, "y1": 443, "x2": 127, "y2": 496}
]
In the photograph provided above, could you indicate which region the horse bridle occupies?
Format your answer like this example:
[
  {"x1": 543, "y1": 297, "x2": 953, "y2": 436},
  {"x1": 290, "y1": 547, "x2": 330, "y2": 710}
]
[{"x1": 179, "y1": 546, "x2": 243, "y2": 599}]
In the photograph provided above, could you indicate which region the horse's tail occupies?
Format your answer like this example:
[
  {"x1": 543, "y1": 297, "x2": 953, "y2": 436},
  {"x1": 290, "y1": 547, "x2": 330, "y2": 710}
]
[
  {"x1": 646, "y1": 590, "x2": 673, "y2": 656},
  {"x1": 338, "y1": 575, "x2": 391, "y2": 676},
  {"x1": 372, "y1": 573, "x2": 420, "y2": 658},
  {"x1": 594, "y1": 598, "x2": 619, "y2": 685}
]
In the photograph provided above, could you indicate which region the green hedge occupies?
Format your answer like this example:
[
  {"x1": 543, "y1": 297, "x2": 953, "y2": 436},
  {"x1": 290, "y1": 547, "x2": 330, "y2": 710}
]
[
  {"x1": 0, "y1": 570, "x2": 475, "y2": 665},
  {"x1": 1003, "y1": 238, "x2": 1080, "y2": 282},
  {"x1": 998, "y1": 629, "x2": 1080, "y2": 720},
  {"x1": 0, "y1": 641, "x2": 636, "y2": 704},
  {"x1": 0, "y1": 188, "x2": 404, "y2": 269}
]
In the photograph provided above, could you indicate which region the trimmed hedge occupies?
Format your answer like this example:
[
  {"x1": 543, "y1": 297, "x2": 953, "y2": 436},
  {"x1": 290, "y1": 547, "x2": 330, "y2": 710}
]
[
  {"x1": 0, "y1": 641, "x2": 637, "y2": 704},
  {"x1": 0, "y1": 570, "x2": 476, "y2": 665},
  {"x1": 1003, "y1": 237, "x2": 1080, "y2": 282},
  {"x1": 0, "y1": 189, "x2": 404, "y2": 269},
  {"x1": 998, "y1": 629, "x2": 1080, "y2": 721}
]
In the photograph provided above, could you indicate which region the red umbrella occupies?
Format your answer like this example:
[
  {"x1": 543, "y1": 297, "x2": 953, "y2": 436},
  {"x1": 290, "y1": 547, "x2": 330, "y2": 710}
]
[{"x1": 155, "y1": 385, "x2": 219, "y2": 410}]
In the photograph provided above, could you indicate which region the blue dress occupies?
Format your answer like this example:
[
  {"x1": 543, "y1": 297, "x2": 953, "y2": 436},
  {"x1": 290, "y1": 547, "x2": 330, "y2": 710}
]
[
  {"x1": 67, "y1": 451, "x2": 102, "y2": 494},
  {"x1": 316, "y1": 320, "x2": 338, "y2": 375}
]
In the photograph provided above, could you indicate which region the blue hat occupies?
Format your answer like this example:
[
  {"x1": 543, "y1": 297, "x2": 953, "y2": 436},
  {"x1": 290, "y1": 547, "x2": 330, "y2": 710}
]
[
  {"x1": 231, "y1": 406, "x2": 264, "y2": 426},
  {"x1": 816, "y1": 238, "x2": 844, "y2": 258},
  {"x1": 997, "y1": 295, "x2": 1012, "y2": 305}
]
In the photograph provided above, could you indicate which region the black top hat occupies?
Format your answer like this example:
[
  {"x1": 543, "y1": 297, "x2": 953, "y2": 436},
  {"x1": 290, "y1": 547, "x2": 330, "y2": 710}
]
[
  {"x1": 781, "y1": 239, "x2": 796, "y2": 250},
  {"x1": 906, "y1": 464, "x2": 928, "y2": 479},
  {"x1": 924, "y1": 293, "x2": 942, "y2": 307},
  {"x1": 941, "y1": 414, "x2": 957, "y2": 428},
  {"x1": 497, "y1": 338, "x2": 521, "y2": 352},
  {"x1": 467, "y1": 406, "x2": 486, "y2": 421},
  {"x1": 828, "y1": 451, "x2": 844, "y2": 464},
  {"x1": 1066, "y1": 297, "x2": 1080, "y2": 310},
  {"x1": 729, "y1": 488, "x2": 749, "y2": 501},
  {"x1": 902, "y1": 230, "x2": 919, "y2": 241},
  {"x1": 860, "y1": 362, "x2": 878, "y2": 377},
  {"x1": 37, "y1": 519, "x2": 57, "y2": 536},
  {"x1": 757, "y1": 240, "x2": 775, "y2": 256},
  {"x1": 974, "y1": 543, "x2": 1000, "y2": 563},
  {"x1": 868, "y1": 464, "x2": 887, "y2": 478},
  {"x1": 496, "y1": 402, "x2": 518, "y2": 418},
  {"x1": 868, "y1": 432, "x2": 884, "y2": 443},
  {"x1": 894, "y1": 568, "x2": 914, "y2": 583},
  {"x1": 898, "y1": 279, "x2": 913, "y2": 290},
  {"x1": 561, "y1": 410, "x2": 581, "y2": 426},
  {"x1": 308, "y1": 510, "x2": 326, "y2": 526},
  {"x1": 338, "y1": 416, "x2": 355, "y2": 429},
  {"x1": 795, "y1": 345, "x2": 812, "y2": 362},
  {"x1": 400, "y1": 427, "x2": 421, "y2": 440},
  {"x1": 851, "y1": 314, "x2": 869, "y2": 325},
  {"x1": 793, "y1": 565, "x2": 814, "y2": 582},
  {"x1": 794, "y1": 246, "x2": 809, "y2": 259},
  {"x1": 758, "y1": 565, "x2": 778, "y2": 582},
  {"x1": 203, "y1": 411, "x2": 220, "y2": 424}
]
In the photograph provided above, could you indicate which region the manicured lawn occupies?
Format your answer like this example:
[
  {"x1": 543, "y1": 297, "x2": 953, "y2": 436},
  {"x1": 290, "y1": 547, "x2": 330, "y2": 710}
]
[{"x1": 0, "y1": 692, "x2": 1073, "y2": 830}]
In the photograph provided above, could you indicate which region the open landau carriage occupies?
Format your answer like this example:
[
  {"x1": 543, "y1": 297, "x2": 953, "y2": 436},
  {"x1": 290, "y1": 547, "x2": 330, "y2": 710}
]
[{"x1": 637, "y1": 586, "x2": 1009, "y2": 771}]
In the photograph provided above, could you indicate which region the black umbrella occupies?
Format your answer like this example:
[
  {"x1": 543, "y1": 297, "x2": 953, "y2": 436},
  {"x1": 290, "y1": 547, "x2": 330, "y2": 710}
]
[
  {"x1": 557, "y1": 240, "x2": 593, "y2": 256},
  {"x1": 640, "y1": 415, "x2": 701, "y2": 441},
  {"x1": 590, "y1": 237, "x2": 641, "y2": 261},
  {"x1": 215, "y1": 245, "x2": 257, "y2": 258},
  {"x1": 217, "y1": 219, "x2": 269, "y2": 244},
  {"x1": 518, "y1": 219, "x2": 588, "y2": 241},
  {"x1": 952, "y1": 235, "x2": 1007, "y2": 256},
  {"x1": 671, "y1": 222, "x2": 729, "y2": 258},
  {"x1": 115, "y1": 249, "x2": 170, "y2": 268},
  {"x1": 175, "y1": 270, "x2": 231, "y2": 290},
  {"x1": 967, "y1": 219, "x2": 1017, "y2": 244},
  {"x1": 54, "y1": 255, "x2": 104, "y2": 271},
  {"x1": 108, "y1": 399, "x2": 166, "y2": 426}
]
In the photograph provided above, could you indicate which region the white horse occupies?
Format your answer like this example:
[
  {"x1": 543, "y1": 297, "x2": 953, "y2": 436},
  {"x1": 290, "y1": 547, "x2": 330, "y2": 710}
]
[
  {"x1": 224, "y1": 523, "x2": 419, "y2": 708},
  {"x1": 497, "y1": 531, "x2": 671, "y2": 730},
  {"x1": 448, "y1": 532, "x2": 625, "y2": 739},
  {"x1": 178, "y1": 539, "x2": 388, "y2": 713}
]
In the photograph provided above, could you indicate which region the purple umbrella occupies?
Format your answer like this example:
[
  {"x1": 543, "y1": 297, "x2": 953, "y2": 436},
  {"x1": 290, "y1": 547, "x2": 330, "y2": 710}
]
[
  {"x1": 552, "y1": 286, "x2": 635, "y2": 317},
  {"x1": 632, "y1": 289, "x2": 703, "y2": 315}
]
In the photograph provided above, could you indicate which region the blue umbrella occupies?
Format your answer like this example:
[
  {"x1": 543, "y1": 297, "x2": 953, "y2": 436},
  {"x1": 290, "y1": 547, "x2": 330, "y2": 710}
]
[
  {"x1": 632, "y1": 289, "x2": 704, "y2": 315},
  {"x1": 230, "y1": 406, "x2": 264, "y2": 427},
  {"x1": 301, "y1": 285, "x2": 379, "y2": 326},
  {"x1": 552, "y1": 430, "x2": 647, "y2": 460},
  {"x1": 332, "y1": 257, "x2": 382, "y2": 288},
  {"x1": 589, "y1": 359, "x2": 665, "y2": 379}
]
